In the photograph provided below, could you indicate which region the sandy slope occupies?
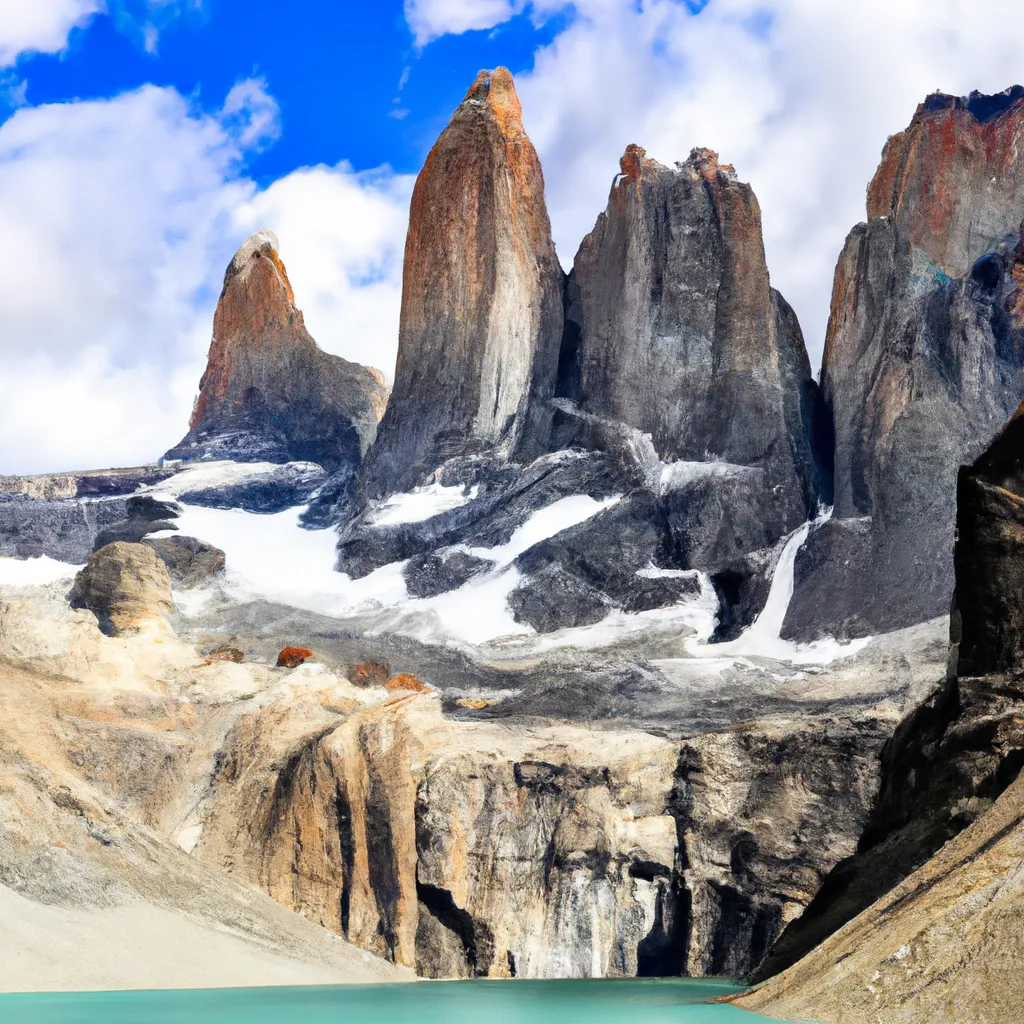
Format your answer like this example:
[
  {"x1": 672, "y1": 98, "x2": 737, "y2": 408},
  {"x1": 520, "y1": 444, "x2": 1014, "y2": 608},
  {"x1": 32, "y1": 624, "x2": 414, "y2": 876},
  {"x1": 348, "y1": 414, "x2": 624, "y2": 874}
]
[{"x1": 0, "y1": 885, "x2": 406, "y2": 992}]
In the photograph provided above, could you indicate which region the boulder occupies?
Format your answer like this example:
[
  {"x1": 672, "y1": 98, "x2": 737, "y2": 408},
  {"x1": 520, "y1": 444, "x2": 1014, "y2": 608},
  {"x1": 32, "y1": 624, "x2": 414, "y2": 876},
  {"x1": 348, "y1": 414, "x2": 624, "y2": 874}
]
[
  {"x1": 277, "y1": 646, "x2": 313, "y2": 668},
  {"x1": 68, "y1": 542, "x2": 175, "y2": 636},
  {"x1": 144, "y1": 535, "x2": 226, "y2": 589}
]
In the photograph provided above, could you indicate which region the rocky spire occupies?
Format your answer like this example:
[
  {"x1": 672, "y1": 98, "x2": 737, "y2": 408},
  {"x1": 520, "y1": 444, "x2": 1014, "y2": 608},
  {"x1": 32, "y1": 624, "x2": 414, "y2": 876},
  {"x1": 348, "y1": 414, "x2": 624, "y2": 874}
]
[
  {"x1": 358, "y1": 68, "x2": 564, "y2": 498},
  {"x1": 784, "y1": 87, "x2": 1024, "y2": 640},
  {"x1": 564, "y1": 144, "x2": 827, "y2": 548},
  {"x1": 165, "y1": 229, "x2": 388, "y2": 473}
]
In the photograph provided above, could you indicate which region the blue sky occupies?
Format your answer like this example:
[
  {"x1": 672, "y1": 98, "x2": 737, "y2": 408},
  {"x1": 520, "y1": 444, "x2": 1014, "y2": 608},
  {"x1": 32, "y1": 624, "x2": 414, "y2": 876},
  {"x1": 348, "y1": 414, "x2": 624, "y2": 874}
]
[
  {"x1": 2, "y1": 0, "x2": 1024, "y2": 473},
  {"x1": 11, "y1": 2, "x2": 566, "y2": 186}
]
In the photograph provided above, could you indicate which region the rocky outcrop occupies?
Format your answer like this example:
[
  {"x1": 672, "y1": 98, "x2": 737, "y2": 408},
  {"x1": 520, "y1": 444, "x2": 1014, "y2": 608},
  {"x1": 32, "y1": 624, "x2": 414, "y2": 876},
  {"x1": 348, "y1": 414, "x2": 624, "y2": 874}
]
[
  {"x1": 952, "y1": 398, "x2": 1024, "y2": 675},
  {"x1": 196, "y1": 692, "x2": 896, "y2": 980},
  {"x1": 738, "y1": 767, "x2": 1024, "y2": 1024},
  {"x1": 69, "y1": 542, "x2": 176, "y2": 636},
  {"x1": 359, "y1": 69, "x2": 564, "y2": 498},
  {"x1": 749, "y1": 396, "x2": 1024, "y2": 996},
  {"x1": 562, "y1": 145, "x2": 827, "y2": 550},
  {"x1": 785, "y1": 87, "x2": 1024, "y2": 640},
  {"x1": 165, "y1": 230, "x2": 388, "y2": 474},
  {"x1": 144, "y1": 536, "x2": 226, "y2": 589}
]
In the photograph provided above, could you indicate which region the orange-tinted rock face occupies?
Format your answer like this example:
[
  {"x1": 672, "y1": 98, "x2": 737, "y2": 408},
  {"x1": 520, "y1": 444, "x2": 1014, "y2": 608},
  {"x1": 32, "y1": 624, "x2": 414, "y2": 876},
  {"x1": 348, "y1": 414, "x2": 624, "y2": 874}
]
[
  {"x1": 867, "y1": 87, "x2": 1024, "y2": 276},
  {"x1": 360, "y1": 68, "x2": 564, "y2": 497},
  {"x1": 384, "y1": 672, "x2": 429, "y2": 693},
  {"x1": 277, "y1": 646, "x2": 314, "y2": 669},
  {"x1": 166, "y1": 230, "x2": 388, "y2": 472}
]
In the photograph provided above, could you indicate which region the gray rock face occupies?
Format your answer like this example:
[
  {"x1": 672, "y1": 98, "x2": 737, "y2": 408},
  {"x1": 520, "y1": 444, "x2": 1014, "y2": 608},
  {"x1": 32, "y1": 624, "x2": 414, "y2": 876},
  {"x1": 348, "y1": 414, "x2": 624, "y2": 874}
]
[
  {"x1": 0, "y1": 467, "x2": 175, "y2": 563},
  {"x1": 358, "y1": 69, "x2": 564, "y2": 499},
  {"x1": 165, "y1": 230, "x2": 388, "y2": 475},
  {"x1": 786, "y1": 89, "x2": 1024, "y2": 640},
  {"x1": 144, "y1": 535, "x2": 226, "y2": 589},
  {"x1": 564, "y1": 145, "x2": 827, "y2": 550},
  {"x1": 170, "y1": 462, "x2": 328, "y2": 514},
  {"x1": 196, "y1": 692, "x2": 894, "y2": 981}
]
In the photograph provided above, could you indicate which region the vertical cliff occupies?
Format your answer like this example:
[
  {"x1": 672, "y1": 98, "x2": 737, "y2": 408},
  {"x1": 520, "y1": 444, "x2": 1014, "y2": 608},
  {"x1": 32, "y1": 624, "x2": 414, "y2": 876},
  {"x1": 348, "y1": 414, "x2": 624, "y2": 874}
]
[
  {"x1": 359, "y1": 69, "x2": 564, "y2": 498},
  {"x1": 784, "y1": 87, "x2": 1024, "y2": 640},
  {"x1": 165, "y1": 230, "x2": 388, "y2": 472},
  {"x1": 565, "y1": 145, "x2": 826, "y2": 547}
]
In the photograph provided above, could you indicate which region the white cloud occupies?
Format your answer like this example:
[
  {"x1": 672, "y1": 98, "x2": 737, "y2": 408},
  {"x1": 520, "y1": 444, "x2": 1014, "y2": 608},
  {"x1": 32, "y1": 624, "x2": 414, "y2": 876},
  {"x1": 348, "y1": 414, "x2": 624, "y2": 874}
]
[
  {"x1": 405, "y1": 0, "x2": 526, "y2": 46},
  {"x1": 234, "y1": 165, "x2": 412, "y2": 376},
  {"x1": 0, "y1": 82, "x2": 410, "y2": 474},
  {"x1": 413, "y1": 0, "x2": 1024, "y2": 367},
  {"x1": 0, "y1": 0, "x2": 102, "y2": 66}
]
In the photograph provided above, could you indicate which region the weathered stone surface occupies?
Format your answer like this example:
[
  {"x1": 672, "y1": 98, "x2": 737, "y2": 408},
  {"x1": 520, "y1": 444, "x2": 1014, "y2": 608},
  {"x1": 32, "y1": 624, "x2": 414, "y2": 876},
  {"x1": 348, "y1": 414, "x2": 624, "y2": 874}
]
[
  {"x1": 738, "y1": 766, "x2": 1024, "y2": 1024},
  {"x1": 348, "y1": 662, "x2": 390, "y2": 688},
  {"x1": 952, "y1": 399, "x2": 1024, "y2": 676},
  {"x1": 144, "y1": 535, "x2": 226, "y2": 589},
  {"x1": 788, "y1": 88, "x2": 1024, "y2": 640},
  {"x1": 748, "y1": 398, "x2": 1024, "y2": 1007},
  {"x1": 195, "y1": 694, "x2": 895, "y2": 980},
  {"x1": 277, "y1": 646, "x2": 313, "y2": 668},
  {"x1": 0, "y1": 494, "x2": 131, "y2": 563},
  {"x1": 565, "y1": 145, "x2": 826, "y2": 548},
  {"x1": 165, "y1": 230, "x2": 388, "y2": 473},
  {"x1": 359, "y1": 69, "x2": 564, "y2": 498},
  {"x1": 69, "y1": 542, "x2": 176, "y2": 636},
  {"x1": 403, "y1": 550, "x2": 491, "y2": 599},
  {"x1": 169, "y1": 462, "x2": 328, "y2": 514},
  {"x1": 93, "y1": 494, "x2": 181, "y2": 550},
  {"x1": 338, "y1": 450, "x2": 622, "y2": 580}
]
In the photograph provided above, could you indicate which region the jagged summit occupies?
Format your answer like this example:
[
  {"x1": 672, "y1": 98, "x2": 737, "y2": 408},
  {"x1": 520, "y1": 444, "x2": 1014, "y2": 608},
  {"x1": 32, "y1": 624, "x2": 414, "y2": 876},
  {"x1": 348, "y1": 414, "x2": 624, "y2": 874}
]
[
  {"x1": 165, "y1": 230, "x2": 388, "y2": 474},
  {"x1": 917, "y1": 84, "x2": 1024, "y2": 124},
  {"x1": 462, "y1": 66, "x2": 525, "y2": 134},
  {"x1": 562, "y1": 136, "x2": 827, "y2": 558},
  {"x1": 358, "y1": 67, "x2": 563, "y2": 498}
]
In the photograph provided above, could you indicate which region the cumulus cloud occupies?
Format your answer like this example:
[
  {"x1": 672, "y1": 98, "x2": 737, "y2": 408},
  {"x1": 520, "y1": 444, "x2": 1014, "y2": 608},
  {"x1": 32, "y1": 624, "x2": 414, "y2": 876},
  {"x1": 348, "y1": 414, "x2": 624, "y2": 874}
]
[
  {"x1": 234, "y1": 165, "x2": 412, "y2": 375},
  {"x1": 0, "y1": 0, "x2": 103, "y2": 66},
  {"x1": 405, "y1": 0, "x2": 526, "y2": 46},
  {"x1": 413, "y1": 0, "x2": 1024, "y2": 365},
  {"x1": 0, "y1": 82, "x2": 411, "y2": 474}
]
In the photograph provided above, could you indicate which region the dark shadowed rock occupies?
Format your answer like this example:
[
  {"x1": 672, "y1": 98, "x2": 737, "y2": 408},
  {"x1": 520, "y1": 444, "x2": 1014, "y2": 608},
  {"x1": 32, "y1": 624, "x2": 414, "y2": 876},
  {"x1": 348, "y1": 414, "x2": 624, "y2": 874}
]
[
  {"x1": 165, "y1": 230, "x2": 388, "y2": 474},
  {"x1": 403, "y1": 550, "x2": 492, "y2": 599},
  {"x1": 359, "y1": 68, "x2": 564, "y2": 498},
  {"x1": 756, "y1": 394, "x2": 1024, "y2": 983},
  {"x1": 173, "y1": 462, "x2": 327, "y2": 514},
  {"x1": 565, "y1": 145, "x2": 824, "y2": 547},
  {"x1": 144, "y1": 535, "x2": 226, "y2": 589},
  {"x1": 338, "y1": 450, "x2": 622, "y2": 580},
  {"x1": 69, "y1": 542, "x2": 175, "y2": 636},
  {"x1": 93, "y1": 494, "x2": 181, "y2": 550},
  {"x1": 788, "y1": 87, "x2": 1024, "y2": 640},
  {"x1": 508, "y1": 565, "x2": 612, "y2": 632}
]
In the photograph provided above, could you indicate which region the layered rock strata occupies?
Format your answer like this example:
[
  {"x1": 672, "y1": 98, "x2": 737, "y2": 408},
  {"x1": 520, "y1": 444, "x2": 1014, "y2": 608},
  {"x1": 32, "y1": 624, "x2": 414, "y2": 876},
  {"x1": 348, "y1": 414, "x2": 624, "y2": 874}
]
[
  {"x1": 196, "y1": 692, "x2": 892, "y2": 980},
  {"x1": 165, "y1": 230, "x2": 388, "y2": 474},
  {"x1": 564, "y1": 145, "x2": 827, "y2": 545},
  {"x1": 785, "y1": 87, "x2": 1024, "y2": 639},
  {"x1": 359, "y1": 68, "x2": 564, "y2": 498}
]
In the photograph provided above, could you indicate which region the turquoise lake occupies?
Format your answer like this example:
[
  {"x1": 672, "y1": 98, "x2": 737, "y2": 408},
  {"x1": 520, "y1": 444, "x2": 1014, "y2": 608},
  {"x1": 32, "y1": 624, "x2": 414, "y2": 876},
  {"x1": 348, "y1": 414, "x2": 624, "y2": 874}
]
[{"x1": 0, "y1": 979, "x2": 780, "y2": 1023}]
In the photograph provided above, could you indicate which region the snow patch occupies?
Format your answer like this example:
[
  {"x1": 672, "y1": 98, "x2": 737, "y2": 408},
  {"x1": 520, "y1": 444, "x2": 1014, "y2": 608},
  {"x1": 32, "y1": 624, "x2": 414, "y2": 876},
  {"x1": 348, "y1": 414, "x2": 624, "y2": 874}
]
[
  {"x1": 152, "y1": 493, "x2": 621, "y2": 647},
  {"x1": 0, "y1": 555, "x2": 82, "y2": 586},
  {"x1": 686, "y1": 508, "x2": 871, "y2": 666},
  {"x1": 367, "y1": 481, "x2": 479, "y2": 526},
  {"x1": 153, "y1": 460, "x2": 323, "y2": 498}
]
